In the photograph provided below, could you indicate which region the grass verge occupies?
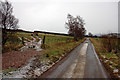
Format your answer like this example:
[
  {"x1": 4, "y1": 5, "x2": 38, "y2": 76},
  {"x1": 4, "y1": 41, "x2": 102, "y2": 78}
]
[
  {"x1": 42, "y1": 38, "x2": 86, "y2": 63},
  {"x1": 31, "y1": 37, "x2": 86, "y2": 68},
  {"x1": 90, "y1": 38, "x2": 119, "y2": 78},
  {"x1": 3, "y1": 68, "x2": 18, "y2": 75}
]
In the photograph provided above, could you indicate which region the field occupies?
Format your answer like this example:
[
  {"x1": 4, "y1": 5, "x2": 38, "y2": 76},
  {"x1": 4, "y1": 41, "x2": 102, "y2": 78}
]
[
  {"x1": 3, "y1": 32, "x2": 73, "y2": 52},
  {"x1": 2, "y1": 32, "x2": 85, "y2": 75},
  {"x1": 15, "y1": 32, "x2": 85, "y2": 64},
  {"x1": 90, "y1": 38, "x2": 120, "y2": 78}
]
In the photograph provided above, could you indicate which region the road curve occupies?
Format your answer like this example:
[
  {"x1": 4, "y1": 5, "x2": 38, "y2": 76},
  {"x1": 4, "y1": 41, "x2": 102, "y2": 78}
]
[{"x1": 40, "y1": 38, "x2": 109, "y2": 78}]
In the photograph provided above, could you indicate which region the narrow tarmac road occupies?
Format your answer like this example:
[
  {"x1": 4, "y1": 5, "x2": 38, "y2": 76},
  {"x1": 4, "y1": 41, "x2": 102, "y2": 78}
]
[
  {"x1": 40, "y1": 38, "x2": 109, "y2": 78},
  {"x1": 84, "y1": 39, "x2": 108, "y2": 78}
]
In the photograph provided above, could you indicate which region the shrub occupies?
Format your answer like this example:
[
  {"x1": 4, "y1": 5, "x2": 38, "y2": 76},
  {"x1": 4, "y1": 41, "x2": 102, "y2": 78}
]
[
  {"x1": 101, "y1": 35, "x2": 117, "y2": 53},
  {"x1": 3, "y1": 43, "x2": 23, "y2": 53},
  {"x1": 3, "y1": 35, "x2": 23, "y2": 53}
]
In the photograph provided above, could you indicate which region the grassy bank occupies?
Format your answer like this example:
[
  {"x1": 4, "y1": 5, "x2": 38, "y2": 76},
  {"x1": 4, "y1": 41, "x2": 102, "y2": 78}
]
[
  {"x1": 3, "y1": 32, "x2": 86, "y2": 76},
  {"x1": 3, "y1": 32, "x2": 74, "y2": 53},
  {"x1": 3, "y1": 31, "x2": 86, "y2": 64},
  {"x1": 41, "y1": 38, "x2": 86, "y2": 63},
  {"x1": 90, "y1": 38, "x2": 119, "y2": 78},
  {"x1": 28, "y1": 37, "x2": 86, "y2": 77},
  {"x1": 32, "y1": 33, "x2": 86, "y2": 64}
]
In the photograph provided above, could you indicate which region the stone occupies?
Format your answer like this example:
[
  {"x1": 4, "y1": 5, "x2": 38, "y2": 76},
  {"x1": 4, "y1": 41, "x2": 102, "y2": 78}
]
[
  {"x1": 113, "y1": 69, "x2": 118, "y2": 73},
  {"x1": 34, "y1": 69, "x2": 41, "y2": 76}
]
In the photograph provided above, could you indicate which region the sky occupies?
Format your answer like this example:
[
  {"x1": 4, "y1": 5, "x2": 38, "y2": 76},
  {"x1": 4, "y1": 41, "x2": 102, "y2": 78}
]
[{"x1": 2, "y1": 0, "x2": 119, "y2": 35}]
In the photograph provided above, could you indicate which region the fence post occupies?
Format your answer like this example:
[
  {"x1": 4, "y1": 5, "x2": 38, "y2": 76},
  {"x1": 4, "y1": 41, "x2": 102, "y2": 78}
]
[
  {"x1": 22, "y1": 37, "x2": 24, "y2": 45},
  {"x1": 43, "y1": 35, "x2": 45, "y2": 48}
]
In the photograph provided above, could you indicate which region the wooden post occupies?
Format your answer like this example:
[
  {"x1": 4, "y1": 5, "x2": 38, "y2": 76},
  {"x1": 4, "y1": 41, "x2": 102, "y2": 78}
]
[
  {"x1": 43, "y1": 35, "x2": 45, "y2": 48},
  {"x1": 22, "y1": 37, "x2": 24, "y2": 45}
]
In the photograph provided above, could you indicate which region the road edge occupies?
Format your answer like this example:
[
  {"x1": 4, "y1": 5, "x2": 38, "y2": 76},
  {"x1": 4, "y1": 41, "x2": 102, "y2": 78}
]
[
  {"x1": 89, "y1": 39, "x2": 111, "y2": 78},
  {"x1": 39, "y1": 39, "x2": 86, "y2": 78}
]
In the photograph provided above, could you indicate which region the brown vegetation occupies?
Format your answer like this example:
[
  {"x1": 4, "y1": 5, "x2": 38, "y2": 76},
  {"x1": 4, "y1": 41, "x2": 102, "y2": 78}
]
[
  {"x1": 101, "y1": 35, "x2": 118, "y2": 53},
  {"x1": 2, "y1": 50, "x2": 42, "y2": 69},
  {"x1": 90, "y1": 37, "x2": 119, "y2": 78}
]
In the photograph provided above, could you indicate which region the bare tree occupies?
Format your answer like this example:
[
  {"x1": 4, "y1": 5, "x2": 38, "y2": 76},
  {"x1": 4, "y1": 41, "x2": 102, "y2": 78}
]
[
  {"x1": 65, "y1": 14, "x2": 86, "y2": 41},
  {"x1": 88, "y1": 32, "x2": 93, "y2": 37},
  {"x1": 0, "y1": 0, "x2": 19, "y2": 46}
]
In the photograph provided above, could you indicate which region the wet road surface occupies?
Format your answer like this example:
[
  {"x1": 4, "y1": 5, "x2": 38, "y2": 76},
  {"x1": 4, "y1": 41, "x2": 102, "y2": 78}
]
[
  {"x1": 40, "y1": 38, "x2": 109, "y2": 78},
  {"x1": 84, "y1": 39, "x2": 108, "y2": 78}
]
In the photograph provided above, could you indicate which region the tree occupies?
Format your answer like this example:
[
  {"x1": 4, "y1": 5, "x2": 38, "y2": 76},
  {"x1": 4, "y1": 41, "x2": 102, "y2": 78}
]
[
  {"x1": 65, "y1": 14, "x2": 86, "y2": 41},
  {"x1": 0, "y1": 0, "x2": 19, "y2": 46},
  {"x1": 88, "y1": 32, "x2": 93, "y2": 37}
]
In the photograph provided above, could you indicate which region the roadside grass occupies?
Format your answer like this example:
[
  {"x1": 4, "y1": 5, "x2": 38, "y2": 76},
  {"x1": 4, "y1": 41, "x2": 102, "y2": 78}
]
[
  {"x1": 90, "y1": 38, "x2": 119, "y2": 78},
  {"x1": 100, "y1": 53, "x2": 119, "y2": 68},
  {"x1": 3, "y1": 43, "x2": 23, "y2": 52},
  {"x1": 3, "y1": 31, "x2": 86, "y2": 75},
  {"x1": 101, "y1": 53, "x2": 118, "y2": 59},
  {"x1": 3, "y1": 32, "x2": 33, "y2": 52},
  {"x1": 3, "y1": 68, "x2": 18, "y2": 75},
  {"x1": 3, "y1": 34, "x2": 24, "y2": 53},
  {"x1": 34, "y1": 38, "x2": 86, "y2": 66},
  {"x1": 3, "y1": 32, "x2": 73, "y2": 53},
  {"x1": 3, "y1": 32, "x2": 40, "y2": 52}
]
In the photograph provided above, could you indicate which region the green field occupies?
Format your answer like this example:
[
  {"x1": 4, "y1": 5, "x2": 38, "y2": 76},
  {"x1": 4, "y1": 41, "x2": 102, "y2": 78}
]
[
  {"x1": 31, "y1": 33, "x2": 86, "y2": 69},
  {"x1": 3, "y1": 32, "x2": 85, "y2": 70},
  {"x1": 16, "y1": 32, "x2": 73, "y2": 44},
  {"x1": 3, "y1": 32, "x2": 79, "y2": 53},
  {"x1": 2, "y1": 32, "x2": 86, "y2": 75},
  {"x1": 15, "y1": 32, "x2": 85, "y2": 62}
]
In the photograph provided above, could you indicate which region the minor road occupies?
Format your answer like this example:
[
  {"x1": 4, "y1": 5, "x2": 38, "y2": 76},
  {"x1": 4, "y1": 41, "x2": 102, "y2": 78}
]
[
  {"x1": 84, "y1": 39, "x2": 108, "y2": 78},
  {"x1": 40, "y1": 38, "x2": 109, "y2": 78}
]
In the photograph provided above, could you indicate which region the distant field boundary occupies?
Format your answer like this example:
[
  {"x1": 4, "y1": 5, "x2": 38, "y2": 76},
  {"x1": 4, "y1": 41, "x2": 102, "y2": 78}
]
[
  {"x1": 34, "y1": 31, "x2": 69, "y2": 36},
  {"x1": 2, "y1": 29, "x2": 33, "y2": 33},
  {"x1": 3, "y1": 29, "x2": 71, "y2": 36},
  {"x1": 2, "y1": 29, "x2": 99, "y2": 37}
]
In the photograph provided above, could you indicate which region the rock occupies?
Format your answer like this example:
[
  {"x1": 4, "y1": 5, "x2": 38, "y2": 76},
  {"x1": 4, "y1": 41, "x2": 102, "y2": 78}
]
[
  {"x1": 104, "y1": 60, "x2": 108, "y2": 63},
  {"x1": 102, "y1": 56, "x2": 106, "y2": 58},
  {"x1": 110, "y1": 61, "x2": 113, "y2": 64},
  {"x1": 118, "y1": 75, "x2": 120, "y2": 78},
  {"x1": 8, "y1": 72, "x2": 13, "y2": 75},
  {"x1": 34, "y1": 69, "x2": 41, "y2": 76},
  {"x1": 110, "y1": 65, "x2": 114, "y2": 69},
  {"x1": 113, "y1": 69, "x2": 118, "y2": 73}
]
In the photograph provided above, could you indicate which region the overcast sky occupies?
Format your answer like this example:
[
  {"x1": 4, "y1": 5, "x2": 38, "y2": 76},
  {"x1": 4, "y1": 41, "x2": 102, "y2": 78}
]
[{"x1": 4, "y1": 0, "x2": 119, "y2": 34}]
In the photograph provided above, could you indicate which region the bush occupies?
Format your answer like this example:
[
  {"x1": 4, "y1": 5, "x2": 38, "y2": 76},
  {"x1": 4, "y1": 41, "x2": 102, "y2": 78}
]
[
  {"x1": 3, "y1": 43, "x2": 23, "y2": 53},
  {"x1": 7, "y1": 34, "x2": 21, "y2": 44},
  {"x1": 118, "y1": 62, "x2": 120, "y2": 74},
  {"x1": 101, "y1": 35, "x2": 117, "y2": 53},
  {"x1": 3, "y1": 35, "x2": 23, "y2": 53}
]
